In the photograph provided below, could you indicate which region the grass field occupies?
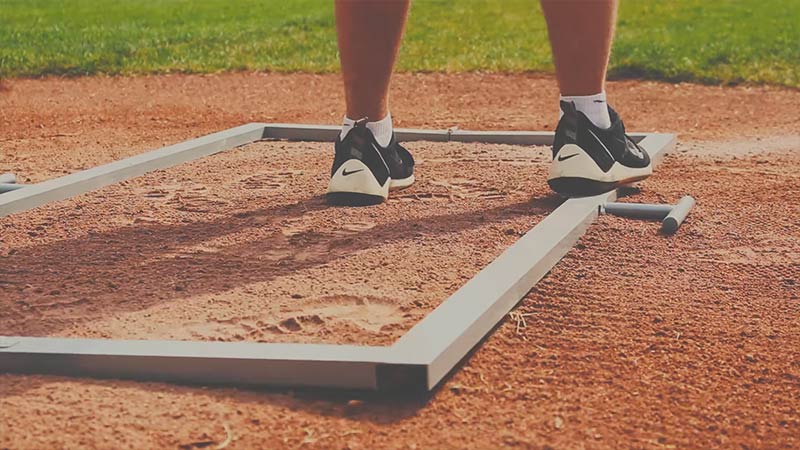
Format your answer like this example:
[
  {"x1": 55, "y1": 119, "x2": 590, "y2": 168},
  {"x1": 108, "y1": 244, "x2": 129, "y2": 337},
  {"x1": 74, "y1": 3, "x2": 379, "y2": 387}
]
[{"x1": 1, "y1": 0, "x2": 798, "y2": 87}]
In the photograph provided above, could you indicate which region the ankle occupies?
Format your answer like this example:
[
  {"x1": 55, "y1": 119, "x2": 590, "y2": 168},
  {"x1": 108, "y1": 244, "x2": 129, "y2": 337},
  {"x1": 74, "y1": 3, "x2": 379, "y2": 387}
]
[
  {"x1": 559, "y1": 93, "x2": 612, "y2": 129},
  {"x1": 340, "y1": 113, "x2": 394, "y2": 147}
]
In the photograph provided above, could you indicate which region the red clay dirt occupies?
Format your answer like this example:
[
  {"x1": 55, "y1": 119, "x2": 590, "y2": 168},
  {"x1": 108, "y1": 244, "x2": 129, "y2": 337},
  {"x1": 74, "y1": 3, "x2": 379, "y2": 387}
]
[
  {"x1": 1, "y1": 73, "x2": 799, "y2": 449},
  {"x1": 1, "y1": 140, "x2": 553, "y2": 345}
]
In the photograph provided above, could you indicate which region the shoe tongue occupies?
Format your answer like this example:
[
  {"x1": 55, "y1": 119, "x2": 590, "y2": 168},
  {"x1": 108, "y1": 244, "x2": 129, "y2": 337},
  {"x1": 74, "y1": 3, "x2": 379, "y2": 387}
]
[
  {"x1": 350, "y1": 126, "x2": 370, "y2": 144},
  {"x1": 606, "y1": 106, "x2": 624, "y2": 131},
  {"x1": 350, "y1": 118, "x2": 373, "y2": 139},
  {"x1": 591, "y1": 119, "x2": 623, "y2": 144},
  {"x1": 559, "y1": 100, "x2": 578, "y2": 116}
]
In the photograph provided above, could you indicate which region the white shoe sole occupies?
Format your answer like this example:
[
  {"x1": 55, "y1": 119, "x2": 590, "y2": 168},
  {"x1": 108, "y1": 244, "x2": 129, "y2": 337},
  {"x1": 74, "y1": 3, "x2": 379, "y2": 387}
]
[
  {"x1": 390, "y1": 174, "x2": 415, "y2": 191},
  {"x1": 327, "y1": 159, "x2": 415, "y2": 204},
  {"x1": 547, "y1": 144, "x2": 652, "y2": 196}
]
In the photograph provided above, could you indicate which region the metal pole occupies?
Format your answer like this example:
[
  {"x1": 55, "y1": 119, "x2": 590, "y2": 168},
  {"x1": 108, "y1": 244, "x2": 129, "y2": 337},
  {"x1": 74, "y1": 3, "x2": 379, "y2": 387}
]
[
  {"x1": 0, "y1": 123, "x2": 266, "y2": 218},
  {"x1": 0, "y1": 173, "x2": 16, "y2": 184},
  {"x1": 661, "y1": 196, "x2": 695, "y2": 234},
  {"x1": 602, "y1": 202, "x2": 674, "y2": 220},
  {"x1": 0, "y1": 183, "x2": 25, "y2": 194}
]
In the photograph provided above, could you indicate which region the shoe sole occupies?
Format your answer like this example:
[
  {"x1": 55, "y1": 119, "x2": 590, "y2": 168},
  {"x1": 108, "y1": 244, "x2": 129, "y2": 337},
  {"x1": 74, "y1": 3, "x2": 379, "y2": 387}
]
[
  {"x1": 326, "y1": 160, "x2": 415, "y2": 205},
  {"x1": 326, "y1": 191, "x2": 387, "y2": 206},
  {"x1": 547, "y1": 175, "x2": 650, "y2": 197},
  {"x1": 390, "y1": 174, "x2": 415, "y2": 191},
  {"x1": 548, "y1": 144, "x2": 652, "y2": 197}
]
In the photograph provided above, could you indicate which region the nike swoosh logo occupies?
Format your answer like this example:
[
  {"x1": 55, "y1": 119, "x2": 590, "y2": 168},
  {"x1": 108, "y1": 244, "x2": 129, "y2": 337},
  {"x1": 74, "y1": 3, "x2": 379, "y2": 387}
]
[
  {"x1": 342, "y1": 168, "x2": 365, "y2": 176},
  {"x1": 557, "y1": 153, "x2": 579, "y2": 162}
]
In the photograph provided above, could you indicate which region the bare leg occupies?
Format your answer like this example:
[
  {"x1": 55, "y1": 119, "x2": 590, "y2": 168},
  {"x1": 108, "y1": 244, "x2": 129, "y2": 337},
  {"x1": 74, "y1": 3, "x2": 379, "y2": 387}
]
[
  {"x1": 540, "y1": 0, "x2": 617, "y2": 96},
  {"x1": 335, "y1": 0, "x2": 410, "y2": 121},
  {"x1": 542, "y1": 0, "x2": 652, "y2": 198}
]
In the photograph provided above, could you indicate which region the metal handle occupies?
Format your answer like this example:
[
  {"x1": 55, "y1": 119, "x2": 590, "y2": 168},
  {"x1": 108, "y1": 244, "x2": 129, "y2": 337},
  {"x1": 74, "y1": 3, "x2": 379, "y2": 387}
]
[
  {"x1": 661, "y1": 196, "x2": 695, "y2": 234},
  {"x1": 602, "y1": 202, "x2": 674, "y2": 221},
  {"x1": 0, "y1": 183, "x2": 25, "y2": 194}
]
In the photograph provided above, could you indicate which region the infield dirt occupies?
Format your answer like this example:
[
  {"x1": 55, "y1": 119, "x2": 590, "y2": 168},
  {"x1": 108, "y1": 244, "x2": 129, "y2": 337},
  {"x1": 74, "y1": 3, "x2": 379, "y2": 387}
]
[
  {"x1": 2, "y1": 139, "x2": 553, "y2": 346},
  {"x1": 1, "y1": 73, "x2": 798, "y2": 449}
]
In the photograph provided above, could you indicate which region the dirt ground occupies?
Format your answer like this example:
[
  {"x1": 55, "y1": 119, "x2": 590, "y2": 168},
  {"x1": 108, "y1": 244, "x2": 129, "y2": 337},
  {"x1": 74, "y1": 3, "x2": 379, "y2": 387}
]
[
  {"x1": 1, "y1": 73, "x2": 799, "y2": 449},
  {"x1": 1, "y1": 139, "x2": 553, "y2": 345}
]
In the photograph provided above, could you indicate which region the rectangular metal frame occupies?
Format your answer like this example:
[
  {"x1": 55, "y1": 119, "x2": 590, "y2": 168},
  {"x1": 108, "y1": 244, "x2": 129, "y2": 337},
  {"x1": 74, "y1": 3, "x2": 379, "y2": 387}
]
[{"x1": 0, "y1": 123, "x2": 675, "y2": 391}]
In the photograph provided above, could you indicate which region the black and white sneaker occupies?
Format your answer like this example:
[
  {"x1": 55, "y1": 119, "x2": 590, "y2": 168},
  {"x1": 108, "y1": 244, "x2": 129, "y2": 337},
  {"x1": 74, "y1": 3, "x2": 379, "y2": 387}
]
[
  {"x1": 327, "y1": 119, "x2": 415, "y2": 205},
  {"x1": 548, "y1": 101, "x2": 652, "y2": 197}
]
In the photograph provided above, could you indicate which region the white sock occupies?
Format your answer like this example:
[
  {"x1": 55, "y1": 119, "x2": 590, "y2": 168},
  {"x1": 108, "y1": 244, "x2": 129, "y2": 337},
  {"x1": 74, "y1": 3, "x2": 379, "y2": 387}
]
[
  {"x1": 340, "y1": 113, "x2": 394, "y2": 147},
  {"x1": 559, "y1": 93, "x2": 612, "y2": 129}
]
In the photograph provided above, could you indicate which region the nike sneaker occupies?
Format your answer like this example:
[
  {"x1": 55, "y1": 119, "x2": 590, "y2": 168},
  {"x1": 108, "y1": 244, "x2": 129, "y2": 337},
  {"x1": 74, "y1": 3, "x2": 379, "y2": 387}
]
[
  {"x1": 548, "y1": 101, "x2": 652, "y2": 197},
  {"x1": 327, "y1": 119, "x2": 415, "y2": 205}
]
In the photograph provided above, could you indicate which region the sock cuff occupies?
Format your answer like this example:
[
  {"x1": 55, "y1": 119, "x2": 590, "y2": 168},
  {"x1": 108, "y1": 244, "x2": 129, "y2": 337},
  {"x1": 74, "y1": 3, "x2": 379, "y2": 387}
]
[
  {"x1": 560, "y1": 92, "x2": 607, "y2": 102},
  {"x1": 559, "y1": 93, "x2": 611, "y2": 129},
  {"x1": 341, "y1": 113, "x2": 393, "y2": 147},
  {"x1": 365, "y1": 113, "x2": 393, "y2": 147}
]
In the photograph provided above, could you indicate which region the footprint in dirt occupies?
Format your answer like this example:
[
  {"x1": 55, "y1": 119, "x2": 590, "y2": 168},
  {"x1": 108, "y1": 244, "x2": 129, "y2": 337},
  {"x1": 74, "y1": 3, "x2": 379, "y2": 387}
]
[
  {"x1": 205, "y1": 295, "x2": 405, "y2": 341},
  {"x1": 122, "y1": 271, "x2": 411, "y2": 342},
  {"x1": 424, "y1": 145, "x2": 548, "y2": 166},
  {"x1": 237, "y1": 170, "x2": 304, "y2": 190},
  {"x1": 281, "y1": 217, "x2": 376, "y2": 239},
  {"x1": 130, "y1": 182, "x2": 230, "y2": 213},
  {"x1": 295, "y1": 295, "x2": 404, "y2": 333},
  {"x1": 132, "y1": 183, "x2": 182, "y2": 200},
  {"x1": 167, "y1": 192, "x2": 230, "y2": 213},
  {"x1": 427, "y1": 178, "x2": 506, "y2": 200},
  {"x1": 694, "y1": 245, "x2": 799, "y2": 266}
]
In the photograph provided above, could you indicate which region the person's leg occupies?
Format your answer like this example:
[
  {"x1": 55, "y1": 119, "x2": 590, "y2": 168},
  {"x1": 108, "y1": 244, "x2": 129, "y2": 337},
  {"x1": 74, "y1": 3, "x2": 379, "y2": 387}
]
[
  {"x1": 541, "y1": 0, "x2": 616, "y2": 96},
  {"x1": 328, "y1": 0, "x2": 415, "y2": 205},
  {"x1": 336, "y1": 0, "x2": 410, "y2": 145},
  {"x1": 541, "y1": 0, "x2": 652, "y2": 197},
  {"x1": 541, "y1": 0, "x2": 616, "y2": 129}
]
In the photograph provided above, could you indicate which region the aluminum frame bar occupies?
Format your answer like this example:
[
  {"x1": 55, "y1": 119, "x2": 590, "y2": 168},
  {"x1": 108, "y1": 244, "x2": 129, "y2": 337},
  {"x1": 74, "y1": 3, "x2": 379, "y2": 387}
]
[
  {"x1": 0, "y1": 124, "x2": 675, "y2": 391},
  {"x1": 0, "y1": 336, "x2": 417, "y2": 390},
  {"x1": 262, "y1": 123, "x2": 652, "y2": 146},
  {"x1": 0, "y1": 123, "x2": 266, "y2": 218},
  {"x1": 0, "y1": 173, "x2": 17, "y2": 184},
  {"x1": 391, "y1": 133, "x2": 675, "y2": 388}
]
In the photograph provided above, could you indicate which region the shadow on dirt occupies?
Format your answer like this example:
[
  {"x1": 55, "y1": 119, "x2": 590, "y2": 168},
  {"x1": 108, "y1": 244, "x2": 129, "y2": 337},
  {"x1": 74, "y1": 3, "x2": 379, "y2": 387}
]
[
  {"x1": 1, "y1": 193, "x2": 560, "y2": 338},
  {"x1": 0, "y1": 192, "x2": 562, "y2": 420}
]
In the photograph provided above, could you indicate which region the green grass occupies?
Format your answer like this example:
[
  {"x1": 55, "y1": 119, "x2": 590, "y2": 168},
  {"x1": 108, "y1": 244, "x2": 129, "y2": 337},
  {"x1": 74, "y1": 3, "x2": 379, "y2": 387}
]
[{"x1": 1, "y1": 0, "x2": 798, "y2": 87}]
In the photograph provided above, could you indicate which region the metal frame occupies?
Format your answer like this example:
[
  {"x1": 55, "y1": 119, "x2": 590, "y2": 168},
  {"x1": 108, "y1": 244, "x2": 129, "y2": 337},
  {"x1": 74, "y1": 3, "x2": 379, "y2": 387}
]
[{"x1": 0, "y1": 123, "x2": 675, "y2": 391}]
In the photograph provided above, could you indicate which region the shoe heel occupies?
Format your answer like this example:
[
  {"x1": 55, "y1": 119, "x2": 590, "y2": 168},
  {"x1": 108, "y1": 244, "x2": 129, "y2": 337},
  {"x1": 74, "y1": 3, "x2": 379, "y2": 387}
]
[{"x1": 327, "y1": 159, "x2": 389, "y2": 204}]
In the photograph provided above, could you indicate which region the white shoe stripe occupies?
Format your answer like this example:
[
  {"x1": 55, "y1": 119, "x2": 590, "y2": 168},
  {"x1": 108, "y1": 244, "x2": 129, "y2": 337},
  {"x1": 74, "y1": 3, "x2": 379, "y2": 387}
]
[
  {"x1": 587, "y1": 128, "x2": 615, "y2": 161},
  {"x1": 370, "y1": 141, "x2": 392, "y2": 174}
]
